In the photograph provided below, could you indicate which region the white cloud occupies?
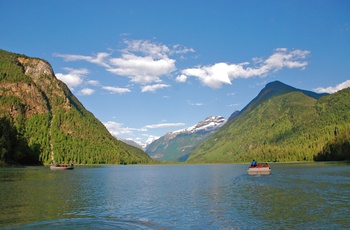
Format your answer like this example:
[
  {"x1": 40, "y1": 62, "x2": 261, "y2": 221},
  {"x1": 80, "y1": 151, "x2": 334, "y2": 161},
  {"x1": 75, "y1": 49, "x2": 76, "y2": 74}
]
[
  {"x1": 171, "y1": 44, "x2": 196, "y2": 55},
  {"x1": 56, "y1": 68, "x2": 89, "y2": 90},
  {"x1": 54, "y1": 42, "x2": 310, "y2": 92},
  {"x1": 182, "y1": 63, "x2": 234, "y2": 88},
  {"x1": 54, "y1": 39, "x2": 195, "y2": 88},
  {"x1": 141, "y1": 84, "x2": 170, "y2": 92},
  {"x1": 104, "y1": 121, "x2": 127, "y2": 136},
  {"x1": 103, "y1": 121, "x2": 182, "y2": 141},
  {"x1": 143, "y1": 123, "x2": 185, "y2": 129},
  {"x1": 187, "y1": 101, "x2": 204, "y2": 106},
  {"x1": 79, "y1": 88, "x2": 95, "y2": 95},
  {"x1": 263, "y1": 49, "x2": 309, "y2": 71},
  {"x1": 108, "y1": 53, "x2": 176, "y2": 84},
  {"x1": 314, "y1": 80, "x2": 350, "y2": 93},
  {"x1": 176, "y1": 74, "x2": 187, "y2": 83},
  {"x1": 122, "y1": 40, "x2": 195, "y2": 57},
  {"x1": 102, "y1": 86, "x2": 131, "y2": 94},
  {"x1": 123, "y1": 39, "x2": 170, "y2": 58},
  {"x1": 181, "y1": 48, "x2": 310, "y2": 88},
  {"x1": 103, "y1": 121, "x2": 146, "y2": 136},
  {"x1": 54, "y1": 52, "x2": 111, "y2": 68},
  {"x1": 88, "y1": 80, "x2": 100, "y2": 86}
]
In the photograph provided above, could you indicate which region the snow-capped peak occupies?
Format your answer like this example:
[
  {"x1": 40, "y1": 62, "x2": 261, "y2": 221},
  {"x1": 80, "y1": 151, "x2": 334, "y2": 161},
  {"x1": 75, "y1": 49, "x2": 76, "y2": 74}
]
[{"x1": 173, "y1": 116, "x2": 226, "y2": 135}]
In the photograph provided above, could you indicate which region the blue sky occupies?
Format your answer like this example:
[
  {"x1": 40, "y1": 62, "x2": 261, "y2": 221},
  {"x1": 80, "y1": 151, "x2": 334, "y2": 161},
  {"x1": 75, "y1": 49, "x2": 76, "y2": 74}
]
[{"x1": 1, "y1": 0, "x2": 350, "y2": 145}]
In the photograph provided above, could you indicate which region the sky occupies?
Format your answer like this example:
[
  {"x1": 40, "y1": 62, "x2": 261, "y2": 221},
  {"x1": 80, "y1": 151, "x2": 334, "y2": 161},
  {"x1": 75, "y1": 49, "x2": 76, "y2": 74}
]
[{"x1": 1, "y1": 0, "x2": 350, "y2": 145}]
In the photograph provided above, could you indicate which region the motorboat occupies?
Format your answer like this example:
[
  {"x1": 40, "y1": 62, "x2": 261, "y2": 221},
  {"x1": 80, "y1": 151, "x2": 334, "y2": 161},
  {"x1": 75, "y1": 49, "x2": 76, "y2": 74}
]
[{"x1": 248, "y1": 163, "x2": 271, "y2": 175}]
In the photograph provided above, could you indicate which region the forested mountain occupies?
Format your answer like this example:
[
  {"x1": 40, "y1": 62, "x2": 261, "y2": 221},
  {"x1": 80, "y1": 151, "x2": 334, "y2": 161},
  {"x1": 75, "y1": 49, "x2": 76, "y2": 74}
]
[
  {"x1": 187, "y1": 81, "x2": 350, "y2": 163},
  {"x1": 146, "y1": 116, "x2": 226, "y2": 162},
  {"x1": 0, "y1": 49, "x2": 152, "y2": 165}
]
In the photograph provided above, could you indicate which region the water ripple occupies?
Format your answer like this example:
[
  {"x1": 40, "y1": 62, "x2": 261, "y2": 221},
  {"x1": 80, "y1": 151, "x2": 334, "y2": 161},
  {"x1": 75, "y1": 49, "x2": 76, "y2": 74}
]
[{"x1": 10, "y1": 217, "x2": 168, "y2": 230}]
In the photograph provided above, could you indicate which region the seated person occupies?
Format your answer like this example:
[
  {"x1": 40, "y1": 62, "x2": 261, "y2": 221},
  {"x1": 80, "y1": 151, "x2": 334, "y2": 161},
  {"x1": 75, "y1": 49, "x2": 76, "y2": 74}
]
[{"x1": 251, "y1": 159, "x2": 257, "y2": 167}]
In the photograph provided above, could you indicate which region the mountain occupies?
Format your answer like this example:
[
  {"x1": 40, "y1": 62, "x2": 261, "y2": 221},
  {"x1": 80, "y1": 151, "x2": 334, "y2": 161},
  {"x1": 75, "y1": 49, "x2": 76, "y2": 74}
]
[
  {"x1": 237, "y1": 81, "x2": 327, "y2": 116},
  {"x1": 146, "y1": 116, "x2": 226, "y2": 162},
  {"x1": 119, "y1": 138, "x2": 145, "y2": 151},
  {"x1": 0, "y1": 49, "x2": 152, "y2": 165},
  {"x1": 188, "y1": 81, "x2": 350, "y2": 163}
]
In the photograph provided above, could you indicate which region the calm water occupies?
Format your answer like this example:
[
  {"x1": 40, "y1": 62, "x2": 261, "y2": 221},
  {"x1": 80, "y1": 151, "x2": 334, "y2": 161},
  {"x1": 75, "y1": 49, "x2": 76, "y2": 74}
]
[{"x1": 0, "y1": 163, "x2": 349, "y2": 229}]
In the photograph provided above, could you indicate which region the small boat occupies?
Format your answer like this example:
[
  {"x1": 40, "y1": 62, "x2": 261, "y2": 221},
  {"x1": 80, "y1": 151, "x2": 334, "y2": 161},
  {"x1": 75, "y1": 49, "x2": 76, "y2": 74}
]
[
  {"x1": 248, "y1": 163, "x2": 271, "y2": 175},
  {"x1": 50, "y1": 164, "x2": 74, "y2": 170}
]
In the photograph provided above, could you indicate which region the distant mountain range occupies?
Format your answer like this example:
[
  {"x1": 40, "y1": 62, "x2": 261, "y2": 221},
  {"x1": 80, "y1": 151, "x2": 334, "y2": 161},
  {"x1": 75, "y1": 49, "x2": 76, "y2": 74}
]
[
  {"x1": 0, "y1": 49, "x2": 152, "y2": 165},
  {"x1": 145, "y1": 116, "x2": 226, "y2": 161}
]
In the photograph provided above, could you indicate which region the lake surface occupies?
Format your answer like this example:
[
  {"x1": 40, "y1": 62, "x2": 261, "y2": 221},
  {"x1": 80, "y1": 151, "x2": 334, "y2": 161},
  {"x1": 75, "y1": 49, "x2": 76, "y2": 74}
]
[{"x1": 0, "y1": 162, "x2": 349, "y2": 229}]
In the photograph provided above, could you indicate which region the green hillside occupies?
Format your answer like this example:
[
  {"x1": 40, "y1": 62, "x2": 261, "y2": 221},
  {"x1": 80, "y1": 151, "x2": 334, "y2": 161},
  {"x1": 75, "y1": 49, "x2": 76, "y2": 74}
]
[
  {"x1": 0, "y1": 49, "x2": 152, "y2": 165},
  {"x1": 187, "y1": 82, "x2": 350, "y2": 163}
]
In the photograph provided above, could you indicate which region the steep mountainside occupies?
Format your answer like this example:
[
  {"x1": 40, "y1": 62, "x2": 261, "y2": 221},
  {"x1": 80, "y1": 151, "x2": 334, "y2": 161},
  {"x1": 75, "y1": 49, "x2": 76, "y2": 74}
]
[
  {"x1": 0, "y1": 49, "x2": 152, "y2": 165},
  {"x1": 188, "y1": 82, "x2": 350, "y2": 163},
  {"x1": 146, "y1": 116, "x2": 226, "y2": 162}
]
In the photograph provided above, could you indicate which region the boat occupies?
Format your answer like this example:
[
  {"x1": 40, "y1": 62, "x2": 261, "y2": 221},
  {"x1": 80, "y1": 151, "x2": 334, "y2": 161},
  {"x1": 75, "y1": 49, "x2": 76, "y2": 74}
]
[
  {"x1": 50, "y1": 163, "x2": 74, "y2": 170},
  {"x1": 248, "y1": 163, "x2": 271, "y2": 175}
]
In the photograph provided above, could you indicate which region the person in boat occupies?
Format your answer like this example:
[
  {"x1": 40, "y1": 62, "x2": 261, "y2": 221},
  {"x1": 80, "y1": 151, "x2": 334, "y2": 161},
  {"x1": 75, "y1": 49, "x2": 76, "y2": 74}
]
[{"x1": 251, "y1": 159, "x2": 257, "y2": 167}]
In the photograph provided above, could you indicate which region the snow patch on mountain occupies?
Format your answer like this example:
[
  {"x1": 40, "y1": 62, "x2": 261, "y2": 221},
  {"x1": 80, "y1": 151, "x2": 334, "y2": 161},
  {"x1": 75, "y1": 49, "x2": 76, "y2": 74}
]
[
  {"x1": 123, "y1": 116, "x2": 227, "y2": 151},
  {"x1": 145, "y1": 116, "x2": 227, "y2": 161},
  {"x1": 173, "y1": 116, "x2": 227, "y2": 135}
]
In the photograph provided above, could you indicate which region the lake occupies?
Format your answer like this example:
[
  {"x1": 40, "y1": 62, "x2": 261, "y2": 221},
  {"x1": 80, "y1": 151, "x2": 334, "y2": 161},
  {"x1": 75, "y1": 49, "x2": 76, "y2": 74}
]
[{"x1": 0, "y1": 162, "x2": 349, "y2": 229}]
